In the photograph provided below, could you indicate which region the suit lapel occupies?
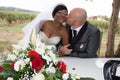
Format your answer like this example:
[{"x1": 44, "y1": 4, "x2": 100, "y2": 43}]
[{"x1": 71, "y1": 21, "x2": 88, "y2": 48}]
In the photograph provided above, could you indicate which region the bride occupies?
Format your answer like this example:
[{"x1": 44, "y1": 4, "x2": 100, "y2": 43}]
[{"x1": 22, "y1": 3, "x2": 69, "y2": 52}]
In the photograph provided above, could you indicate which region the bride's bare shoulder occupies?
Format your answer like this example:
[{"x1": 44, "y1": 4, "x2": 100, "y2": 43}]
[
  {"x1": 43, "y1": 20, "x2": 53, "y2": 24},
  {"x1": 41, "y1": 20, "x2": 53, "y2": 30}
]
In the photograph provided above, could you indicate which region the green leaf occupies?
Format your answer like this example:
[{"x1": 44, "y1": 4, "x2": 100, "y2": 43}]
[
  {"x1": 46, "y1": 73, "x2": 55, "y2": 80},
  {"x1": 80, "y1": 77, "x2": 95, "y2": 80},
  {"x1": 1, "y1": 60, "x2": 13, "y2": 69},
  {"x1": 0, "y1": 69, "x2": 17, "y2": 78},
  {"x1": 55, "y1": 69, "x2": 62, "y2": 78},
  {"x1": 29, "y1": 43, "x2": 35, "y2": 49},
  {"x1": 1, "y1": 60, "x2": 13, "y2": 65}
]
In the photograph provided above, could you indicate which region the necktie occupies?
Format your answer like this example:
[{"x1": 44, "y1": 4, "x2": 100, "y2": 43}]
[{"x1": 72, "y1": 30, "x2": 77, "y2": 39}]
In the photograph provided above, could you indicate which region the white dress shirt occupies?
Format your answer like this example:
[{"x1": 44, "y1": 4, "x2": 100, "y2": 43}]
[{"x1": 71, "y1": 25, "x2": 83, "y2": 37}]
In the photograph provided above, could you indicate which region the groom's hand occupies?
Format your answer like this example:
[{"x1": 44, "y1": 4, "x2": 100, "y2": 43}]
[{"x1": 60, "y1": 44, "x2": 73, "y2": 55}]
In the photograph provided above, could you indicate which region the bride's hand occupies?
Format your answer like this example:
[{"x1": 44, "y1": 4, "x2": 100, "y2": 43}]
[{"x1": 60, "y1": 44, "x2": 73, "y2": 55}]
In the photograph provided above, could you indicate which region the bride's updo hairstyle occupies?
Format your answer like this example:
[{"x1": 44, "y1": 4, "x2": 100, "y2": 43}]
[{"x1": 52, "y1": 4, "x2": 68, "y2": 17}]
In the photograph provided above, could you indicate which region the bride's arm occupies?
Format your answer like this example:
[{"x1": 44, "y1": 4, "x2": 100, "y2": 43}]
[
  {"x1": 61, "y1": 27, "x2": 69, "y2": 45},
  {"x1": 58, "y1": 26, "x2": 70, "y2": 56}
]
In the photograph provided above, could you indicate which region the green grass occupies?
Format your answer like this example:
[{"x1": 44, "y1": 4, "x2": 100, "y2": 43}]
[
  {"x1": 0, "y1": 23, "x2": 28, "y2": 32},
  {"x1": 0, "y1": 21, "x2": 29, "y2": 52},
  {"x1": 98, "y1": 31, "x2": 120, "y2": 57},
  {"x1": 0, "y1": 41, "x2": 13, "y2": 52}
]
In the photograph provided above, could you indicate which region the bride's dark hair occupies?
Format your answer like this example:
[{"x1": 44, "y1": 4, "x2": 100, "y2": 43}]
[{"x1": 52, "y1": 3, "x2": 68, "y2": 17}]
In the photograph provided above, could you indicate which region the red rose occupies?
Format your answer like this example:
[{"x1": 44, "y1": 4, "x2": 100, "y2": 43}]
[
  {"x1": 31, "y1": 57, "x2": 44, "y2": 71},
  {"x1": 28, "y1": 50, "x2": 40, "y2": 58},
  {"x1": 0, "y1": 66, "x2": 3, "y2": 71},
  {"x1": 56, "y1": 61, "x2": 66, "y2": 73},
  {"x1": 11, "y1": 62, "x2": 15, "y2": 70}
]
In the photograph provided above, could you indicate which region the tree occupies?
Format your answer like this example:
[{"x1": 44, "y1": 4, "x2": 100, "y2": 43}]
[
  {"x1": 105, "y1": 0, "x2": 120, "y2": 57},
  {"x1": 114, "y1": 42, "x2": 120, "y2": 57}
]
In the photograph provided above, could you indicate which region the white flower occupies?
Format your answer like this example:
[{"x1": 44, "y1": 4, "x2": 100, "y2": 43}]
[
  {"x1": 12, "y1": 44, "x2": 22, "y2": 50},
  {"x1": 62, "y1": 73, "x2": 69, "y2": 80},
  {"x1": 32, "y1": 73, "x2": 45, "y2": 80},
  {"x1": 14, "y1": 60, "x2": 26, "y2": 71},
  {"x1": 7, "y1": 77, "x2": 13, "y2": 80},
  {"x1": 19, "y1": 40, "x2": 30, "y2": 50},
  {"x1": 35, "y1": 47, "x2": 45, "y2": 55},
  {"x1": 12, "y1": 41, "x2": 29, "y2": 51},
  {"x1": 35, "y1": 42, "x2": 46, "y2": 55},
  {"x1": 42, "y1": 54, "x2": 52, "y2": 65},
  {"x1": 12, "y1": 49, "x2": 19, "y2": 55},
  {"x1": 30, "y1": 62, "x2": 32, "y2": 68},
  {"x1": 46, "y1": 63, "x2": 56, "y2": 73},
  {"x1": 71, "y1": 74, "x2": 80, "y2": 80},
  {"x1": 36, "y1": 34, "x2": 42, "y2": 46},
  {"x1": 30, "y1": 28, "x2": 37, "y2": 45},
  {"x1": 24, "y1": 58, "x2": 30, "y2": 63},
  {"x1": 47, "y1": 50, "x2": 57, "y2": 64},
  {"x1": 46, "y1": 66, "x2": 56, "y2": 73},
  {"x1": 21, "y1": 43, "x2": 29, "y2": 50},
  {"x1": 19, "y1": 53, "x2": 26, "y2": 59},
  {"x1": 7, "y1": 54, "x2": 17, "y2": 61}
]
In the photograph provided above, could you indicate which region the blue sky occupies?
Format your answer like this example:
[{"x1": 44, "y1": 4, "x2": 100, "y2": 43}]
[{"x1": 0, "y1": 0, "x2": 117, "y2": 17}]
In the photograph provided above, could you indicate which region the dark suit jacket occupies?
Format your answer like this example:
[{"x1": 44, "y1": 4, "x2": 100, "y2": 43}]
[{"x1": 66, "y1": 21, "x2": 100, "y2": 58}]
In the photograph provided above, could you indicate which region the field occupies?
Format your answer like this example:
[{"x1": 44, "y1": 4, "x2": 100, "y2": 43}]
[
  {"x1": 99, "y1": 31, "x2": 120, "y2": 57},
  {"x1": 0, "y1": 21, "x2": 120, "y2": 58},
  {"x1": 0, "y1": 22, "x2": 26, "y2": 52}
]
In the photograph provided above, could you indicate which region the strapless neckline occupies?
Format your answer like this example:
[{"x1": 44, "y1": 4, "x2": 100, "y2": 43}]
[
  {"x1": 39, "y1": 31, "x2": 61, "y2": 45},
  {"x1": 40, "y1": 31, "x2": 61, "y2": 40}
]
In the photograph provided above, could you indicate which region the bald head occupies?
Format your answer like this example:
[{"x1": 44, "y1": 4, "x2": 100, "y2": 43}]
[
  {"x1": 67, "y1": 8, "x2": 87, "y2": 28},
  {"x1": 72, "y1": 8, "x2": 87, "y2": 23}
]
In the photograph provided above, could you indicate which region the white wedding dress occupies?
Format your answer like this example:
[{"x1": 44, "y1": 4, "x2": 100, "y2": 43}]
[
  {"x1": 39, "y1": 31, "x2": 61, "y2": 52},
  {"x1": 22, "y1": 12, "x2": 61, "y2": 52}
]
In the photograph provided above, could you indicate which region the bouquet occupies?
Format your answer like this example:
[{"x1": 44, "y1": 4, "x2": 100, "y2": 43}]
[{"x1": 0, "y1": 29, "x2": 81, "y2": 80}]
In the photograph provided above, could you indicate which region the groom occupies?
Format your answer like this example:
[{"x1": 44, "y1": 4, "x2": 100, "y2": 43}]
[{"x1": 60, "y1": 8, "x2": 100, "y2": 58}]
